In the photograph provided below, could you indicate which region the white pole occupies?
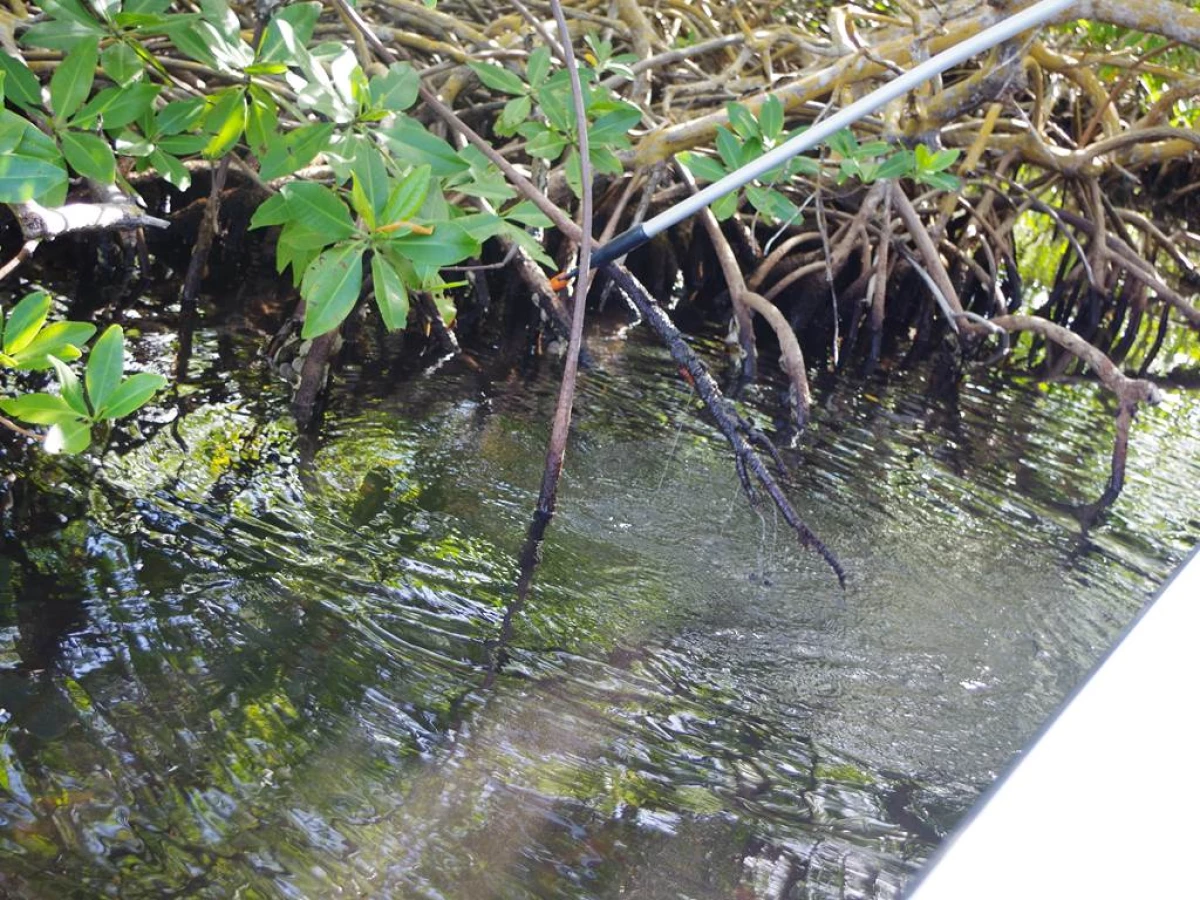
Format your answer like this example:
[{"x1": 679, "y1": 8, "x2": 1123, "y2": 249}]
[{"x1": 641, "y1": 0, "x2": 1077, "y2": 239}]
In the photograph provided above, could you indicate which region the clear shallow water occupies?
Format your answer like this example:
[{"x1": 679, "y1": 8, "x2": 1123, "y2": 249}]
[{"x1": 1, "y1": 326, "x2": 1197, "y2": 898}]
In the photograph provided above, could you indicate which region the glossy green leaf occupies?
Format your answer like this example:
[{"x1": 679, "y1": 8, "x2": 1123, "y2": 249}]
[
  {"x1": 468, "y1": 61, "x2": 527, "y2": 96},
  {"x1": 381, "y1": 164, "x2": 432, "y2": 225},
  {"x1": 21, "y1": 16, "x2": 105, "y2": 51},
  {"x1": 258, "y1": 2, "x2": 322, "y2": 63},
  {"x1": 60, "y1": 130, "x2": 116, "y2": 183},
  {"x1": 73, "y1": 83, "x2": 160, "y2": 129},
  {"x1": 10, "y1": 321, "x2": 95, "y2": 369},
  {"x1": 2, "y1": 291, "x2": 51, "y2": 355},
  {"x1": 370, "y1": 252, "x2": 409, "y2": 331},
  {"x1": 386, "y1": 220, "x2": 479, "y2": 268},
  {"x1": 257, "y1": 122, "x2": 335, "y2": 181},
  {"x1": 300, "y1": 243, "x2": 365, "y2": 338},
  {"x1": 0, "y1": 153, "x2": 67, "y2": 203},
  {"x1": 49, "y1": 37, "x2": 98, "y2": 122},
  {"x1": 368, "y1": 62, "x2": 420, "y2": 112},
  {"x1": 45, "y1": 418, "x2": 92, "y2": 454},
  {"x1": 149, "y1": 149, "x2": 191, "y2": 191},
  {"x1": 0, "y1": 392, "x2": 78, "y2": 425},
  {"x1": 245, "y1": 86, "x2": 278, "y2": 154},
  {"x1": 49, "y1": 356, "x2": 89, "y2": 417},
  {"x1": 350, "y1": 143, "x2": 389, "y2": 221},
  {"x1": 282, "y1": 182, "x2": 356, "y2": 241},
  {"x1": 157, "y1": 98, "x2": 206, "y2": 135},
  {"x1": 680, "y1": 151, "x2": 727, "y2": 183},
  {"x1": 0, "y1": 52, "x2": 43, "y2": 110},
  {"x1": 100, "y1": 42, "x2": 143, "y2": 86},
  {"x1": 85, "y1": 324, "x2": 124, "y2": 416},
  {"x1": 875, "y1": 151, "x2": 913, "y2": 181},
  {"x1": 563, "y1": 147, "x2": 583, "y2": 198},
  {"x1": 202, "y1": 88, "x2": 246, "y2": 159},
  {"x1": 95, "y1": 371, "x2": 166, "y2": 419},
  {"x1": 379, "y1": 118, "x2": 468, "y2": 176}
]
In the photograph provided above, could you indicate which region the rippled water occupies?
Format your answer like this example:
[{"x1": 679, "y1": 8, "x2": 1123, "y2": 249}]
[{"x1": 1, "y1": 325, "x2": 1197, "y2": 898}]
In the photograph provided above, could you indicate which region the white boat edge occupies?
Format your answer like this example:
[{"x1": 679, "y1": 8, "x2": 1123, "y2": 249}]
[{"x1": 905, "y1": 544, "x2": 1200, "y2": 899}]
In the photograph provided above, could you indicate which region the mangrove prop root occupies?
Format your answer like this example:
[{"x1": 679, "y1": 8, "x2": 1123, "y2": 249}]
[{"x1": 605, "y1": 262, "x2": 847, "y2": 587}]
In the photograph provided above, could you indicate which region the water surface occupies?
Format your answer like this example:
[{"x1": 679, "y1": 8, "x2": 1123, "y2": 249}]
[{"x1": 1, "y1": 325, "x2": 1196, "y2": 898}]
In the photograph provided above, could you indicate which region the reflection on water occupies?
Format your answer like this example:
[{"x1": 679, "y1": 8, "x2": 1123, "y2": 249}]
[{"x1": 1, "y1": 327, "x2": 1197, "y2": 898}]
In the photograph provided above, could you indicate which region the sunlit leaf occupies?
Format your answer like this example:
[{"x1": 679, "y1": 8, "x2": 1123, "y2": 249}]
[
  {"x1": 85, "y1": 324, "x2": 124, "y2": 416},
  {"x1": 370, "y1": 252, "x2": 409, "y2": 331},
  {"x1": 96, "y1": 371, "x2": 167, "y2": 419},
  {"x1": 49, "y1": 36, "x2": 98, "y2": 122},
  {"x1": 0, "y1": 392, "x2": 78, "y2": 425},
  {"x1": 48, "y1": 356, "x2": 89, "y2": 417},
  {"x1": 60, "y1": 130, "x2": 116, "y2": 183},
  {"x1": 301, "y1": 242, "x2": 365, "y2": 338},
  {"x1": 2, "y1": 291, "x2": 51, "y2": 355},
  {"x1": 45, "y1": 418, "x2": 91, "y2": 454}
]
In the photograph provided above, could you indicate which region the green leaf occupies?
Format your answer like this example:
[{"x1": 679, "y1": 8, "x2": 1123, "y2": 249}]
[
  {"x1": 726, "y1": 102, "x2": 758, "y2": 140},
  {"x1": 386, "y1": 220, "x2": 479, "y2": 267},
  {"x1": 21, "y1": 16, "x2": 105, "y2": 52},
  {"x1": 282, "y1": 182, "x2": 356, "y2": 241},
  {"x1": 381, "y1": 163, "x2": 432, "y2": 224},
  {"x1": 60, "y1": 130, "x2": 116, "y2": 183},
  {"x1": 711, "y1": 190, "x2": 739, "y2": 221},
  {"x1": 370, "y1": 252, "x2": 409, "y2": 331},
  {"x1": 49, "y1": 356, "x2": 89, "y2": 417},
  {"x1": 527, "y1": 46, "x2": 551, "y2": 87},
  {"x1": 828, "y1": 129, "x2": 857, "y2": 158},
  {"x1": 10, "y1": 321, "x2": 95, "y2": 369},
  {"x1": 680, "y1": 151, "x2": 727, "y2": 183},
  {"x1": 0, "y1": 152, "x2": 67, "y2": 204},
  {"x1": 588, "y1": 105, "x2": 641, "y2": 146},
  {"x1": 95, "y1": 371, "x2": 166, "y2": 419},
  {"x1": 589, "y1": 145, "x2": 623, "y2": 177},
  {"x1": 368, "y1": 62, "x2": 420, "y2": 112},
  {"x1": 379, "y1": 118, "x2": 468, "y2": 176},
  {"x1": 715, "y1": 126, "x2": 742, "y2": 170},
  {"x1": 300, "y1": 243, "x2": 365, "y2": 338},
  {"x1": 49, "y1": 36, "x2": 98, "y2": 122},
  {"x1": 759, "y1": 95, "x2": 783, "y2": 143},
  {"x1": 526, "y1": 128, "x2": 567, "y2": 161},
  {"x1": 0, "y1": 392, "x2": 77, "y2": 425},
  {"x1": 499, "y1": 199, "x2": 551, "y2": 228},
  {"x1": 149, "y1": 149, "x2": 191, "y2": 190},
  {"x1": 349, "y1": 143, "x2": 389, "y2": 222},
  {"x1": 0, "y1": 52, "x2": 44, "y2": 110},
  {"x1": 917, "y1": 170, "x2": 960, "y2": 191},
  {"x1": 245, "y1": 86, "x2": 278, "y2": 154},
  {"x1": 45, "y1": 419, "x2": 92, "y2": 454},
  {"x1": 496, "y1": 94, "x2": 532, "y2": 137},
  {"x1": 85, "y1": 324, "x2": 124, "y2": 416},
  {"x1": 257, "y1": 122, "x2": 335, "y2": 180},
  {"x1": 745, "y1": 185, "x2": 799, "y2": 223},
  {"x1": 565, "y1": 147, "x2": 589, "y2": 197},
  {"x1": 157, "y1": 97, "x2": 206, "y2": 135},
  {"x1": 452, "y1": 212, "x2": 503, "y2": 241},
  {"x1": 155, "y1": 134, "x2": 209, "y2": 155},
  {"x1": 202, "y1": 87, "x2": 246, "y2": 159},
  {"x1": 468, "y1": 61, "x2": 527, "y2": 96},
  {"x1": 258, "y1": 2, "x2": 322, "y2": 63},
  {"x1": 497, "y1": 220, "x2": 555, "y2": 268},
  {"x1": 3, "y1": 291, "x2": 51, "y2": 355},
  {"x1": 875, "y1": 150, "x2": 913, "y2": 181},
  {"x1": 100, "y1": 42, "x2": 144, "y2": 87},
  {"x1": 72, "y1": 83, "x2": 161, "y2": 130}
]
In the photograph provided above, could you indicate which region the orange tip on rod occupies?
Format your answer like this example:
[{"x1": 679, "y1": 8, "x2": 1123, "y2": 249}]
[{"x1": 550, "y1": 0, "x2": 1073, "y2": 284}]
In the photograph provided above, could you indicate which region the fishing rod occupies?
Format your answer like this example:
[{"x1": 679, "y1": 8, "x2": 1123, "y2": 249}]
[{"x1": 550, "y1": 0, "x2": 1076, "y2": 291}]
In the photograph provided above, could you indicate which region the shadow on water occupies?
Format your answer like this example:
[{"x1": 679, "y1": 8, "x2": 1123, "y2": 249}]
[{"x1": 1, "y1": 323, "x2": 1198, "y2": 898}]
